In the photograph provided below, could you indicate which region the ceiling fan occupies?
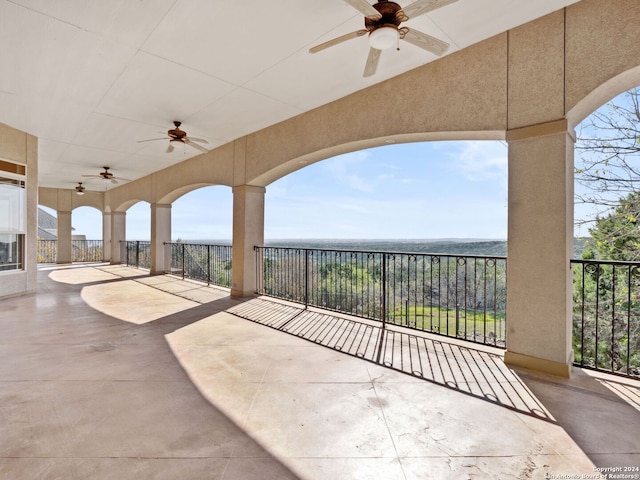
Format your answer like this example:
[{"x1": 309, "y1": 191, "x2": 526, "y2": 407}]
[
  {"x1": 81, "y1": 167, "x2": 130, "y2": 185},
  {"x1": 75, "y1": 182, "x2": 85, "y2": 195},
  {"x1": 138, "y1": 121, "x2": 209, "y2": 153},
  {"x1": 309, "y1": 0, "x2": 457, "y2": 77}
]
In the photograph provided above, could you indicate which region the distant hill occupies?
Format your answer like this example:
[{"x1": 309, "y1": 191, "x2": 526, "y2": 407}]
[
  {"x1": 183, "y1": 238, "x2": 591, "y2": 258},
  {"x1": 264, "y1": 238, "x2": 592, "y2": 258},
  {"x1": 265, "y1": 239, "x2": 508, "y2": 256}
]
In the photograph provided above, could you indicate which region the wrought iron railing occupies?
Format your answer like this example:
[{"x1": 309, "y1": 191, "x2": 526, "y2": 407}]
[
  {"x1": 37, "y1": 239, "x2": 103, "y2": 263},
  {"x1": 121, "y1": 241, "x2": 151, "y2": 269},
  {"x1": 72, "y1": 240, "x2": 103, "y2": 262},
  {"x1": 165, "y1": 242, "x2": 232, "y2": 288},
  {"x1": 37, "y1": 239, "x2": 57, "y2": 263},
  {"x1": 255, "y1": 246, "x2": 507, "y2": 347},
  {"x1": 572, "y1": 259, "x2": 640, "y2": 378}
]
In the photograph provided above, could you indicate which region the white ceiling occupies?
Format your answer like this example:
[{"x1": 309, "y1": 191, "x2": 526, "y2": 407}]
[{"x1": 0, "y1": 0, "x2": 581, "y2": 191}]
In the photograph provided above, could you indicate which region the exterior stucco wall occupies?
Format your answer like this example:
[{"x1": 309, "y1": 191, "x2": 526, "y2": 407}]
[
  {"x1": 0, "y1": 122, "x2": 37, "y2": 298},
  {"x1": 565, "y1": 0, "x2": 640, "y2": 124},
  {"x1": 246, "y1": 33, "x2": 508, "y2": 186},
  {"x1": 39, "y1": 187, "x2": 104, "y2": 212},
  {"x1": 507, "y1": 10, "x2": 566, "y2": 129},
  {"x1": 104, "y1": 141, "x2": 236, "y2": 212}
]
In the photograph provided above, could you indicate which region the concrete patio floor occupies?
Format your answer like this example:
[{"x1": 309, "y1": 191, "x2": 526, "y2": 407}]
[{"x1": 1, "y1": 264, "x2": 638, "y2": 479}]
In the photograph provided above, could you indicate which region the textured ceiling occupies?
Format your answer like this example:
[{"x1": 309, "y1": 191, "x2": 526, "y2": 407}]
[{"x1": 0, "y1": 0, "x2": 581, "y2": 191}]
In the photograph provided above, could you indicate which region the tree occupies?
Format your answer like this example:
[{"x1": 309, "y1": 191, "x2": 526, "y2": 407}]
[
  {"x1": 582, "y1": 192, "x2": 640, "y2": 261},
  {"x1": 575, "y1": 87, "x2": 640, "y2": 231}
]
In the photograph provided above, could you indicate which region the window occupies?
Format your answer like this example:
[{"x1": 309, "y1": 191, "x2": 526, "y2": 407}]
[{"x1": 0, "y1": 160, "x2": 26, "y2": 272}]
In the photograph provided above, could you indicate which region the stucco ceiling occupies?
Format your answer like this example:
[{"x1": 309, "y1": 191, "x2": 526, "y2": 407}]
[{"x1": 0, "y1": 0, "x2": 581, "y2": 191}]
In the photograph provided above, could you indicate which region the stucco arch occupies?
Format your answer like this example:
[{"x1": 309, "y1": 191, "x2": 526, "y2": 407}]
[
  {"x1": 38, "y1": 187, "x2": 104, "y2": 212},
  {"x1": 37, "y1": 196, "x2": 58, "y2": 212},
  {"x1": 113, "y1": 198, "x2": 147, "y2": 213},
  {"x1": 253, "y1": 131, "x2": 504, "y2": 188},
  {"x1": 567, "y1": 66, "x2": 640, "y2": 127},
  {"x1": 71, "y1": 195, "x2": 104, "y2": 212},
  {"x1": 157, "y1": 183, "x2": 222, "y2": 206},
  {"x1": 103, "y1": 142, "x2": 235, "y2": 211}
]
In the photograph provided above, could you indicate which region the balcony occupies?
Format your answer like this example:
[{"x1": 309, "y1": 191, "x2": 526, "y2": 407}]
[{"x1": 2, "y1": 263, "x2": 638, "y2": 479}]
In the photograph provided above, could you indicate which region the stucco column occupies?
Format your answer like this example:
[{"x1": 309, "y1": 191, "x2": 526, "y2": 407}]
[
  {"x1": 505, "y1": 119, "x2": 575, "y2": 377},
  {"x1": 102, "y1": 212, "x2": 111, "y2": 262},
  {"x1": 56, "y1": 210, "x2": 72, "y2": 264},
  {"x1": 150, "y1": 203, "x2": 171, "y2": 275},
  {"x1": 231, "y1": 185, "x2": 265, "y2": 297},
  {"x1": 110, "y1": 211, "x2": 126, "y2": 264}
]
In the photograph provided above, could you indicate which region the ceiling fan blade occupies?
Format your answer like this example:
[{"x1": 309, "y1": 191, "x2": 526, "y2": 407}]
[
  {"x1": 185, "y1": 139, "x2": 208, "y2": 153},
  {"x1": 111, "y1": 178, "x2": 119, "y2": 184},
  {"x1": 137, "y1": 138, "x2": 166, "y2": 143},
  {"x1": 402, "y1": 28, "x2": 449, "y2": 56},
  {"x1": 399, "y1": 0, "x2": 458, "y2": 21},
  {"x1": 309, "y1": 29, "x2": 368, "y2": 53},
  {"x1": 186, "y1": 136, "x2": 208, "y2": 144},
  {"x1": 81, "y1": 174, "x2": 102, "y2": 179},
  {"x1": 343, "y1": 0, "x2": 382, "y2": 19},
  {"x1": 166, "y1": 144, "x2": 174, "y2": 153},
  {"x1": 363, "y1": 47, "x2": 381, "y2": 77}
]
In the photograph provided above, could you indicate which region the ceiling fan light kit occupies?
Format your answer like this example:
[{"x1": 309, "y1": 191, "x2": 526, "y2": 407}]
[{"x1": 369, "y1": 25, "x2": 399, "y2": 50}]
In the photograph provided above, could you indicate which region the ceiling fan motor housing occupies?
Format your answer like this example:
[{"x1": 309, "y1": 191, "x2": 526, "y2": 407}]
[
  {"x1": 365, "y1": 1, "x2": 403, "y2": 30},
  {"x1": 168, "y1": 120, "x2": 187, "y2": 141}
]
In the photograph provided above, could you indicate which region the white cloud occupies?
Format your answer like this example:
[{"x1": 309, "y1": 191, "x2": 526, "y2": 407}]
[
  {"x1": 324, "y1": 151, "x2": 377, "y2": 193},
  {"x1": 446, "y1": 141, "x2": 508, "y2": 186}
]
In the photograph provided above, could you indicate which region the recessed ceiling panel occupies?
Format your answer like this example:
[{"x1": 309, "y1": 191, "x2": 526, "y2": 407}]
[
  {"x1": 188, "y1": 88, "x2": 304, "y2": 145},
  {"x1": 142, "y1": 0, "x2": 359, "y2": 86},
  {"x1": 10, "y1": 0, "x2": 174, "y2": 47},
  {"x1": 95, "y1": 51, "x2": 236, "y2": 127}
]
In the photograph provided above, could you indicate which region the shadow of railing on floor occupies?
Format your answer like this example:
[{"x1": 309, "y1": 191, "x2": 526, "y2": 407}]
[{"x1": 227, "y1": 297, "x2": 554, "y2": 421}]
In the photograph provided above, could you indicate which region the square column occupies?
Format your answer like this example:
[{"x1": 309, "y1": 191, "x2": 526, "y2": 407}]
[
  {"x1": 505, "y1": 119, "x2": 575, "y2": 377},
  {"x1": 102, "y1": 212, "x2": 111, "y2": 262},
  {"x1": 231, "y1": 185, "x2": 265, "y2": 297},
  {"x1": 56, "y1": 210, "x2": 72, "y2": 264},
  {"x1": 150, "y1": 203, "x2": 171, "y2": 275},
  {"x1": 110, "y1": 211, "x2": 126, "y2": 264}
]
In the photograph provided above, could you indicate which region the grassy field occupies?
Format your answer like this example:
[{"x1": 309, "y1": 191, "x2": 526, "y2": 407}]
[{"x1": 387, "y1": 305, "x2": 506, "y2": 343}]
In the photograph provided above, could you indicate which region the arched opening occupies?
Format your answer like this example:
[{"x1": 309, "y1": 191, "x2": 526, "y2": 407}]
[
  {"x1": 172, "y1": 186, "x2": 232, "y2": 243},
  {"x1": 574, "y1": 87, "x2": 640, "y2": 242},
  {"x1": 36, "y1": 205, "x2": 57, "y2": 263},
  {"x1": 265, "y1": 140, "x2": 508, "y2": 252},
  {"x1": 72, "y1": 206, "x2": 102, "y2": 240},
  {"x1": 125, "y1": 201, "x2": 151, "y2": 241},
  {"x1": 71, "y1": 206, "x2": 103, "y2": 263},
  {"x1": 36, "y1": 205, "x2": 105, "y2": 263},
  {"x1": 37, "y1": 205, "x2": 57, "y2": 240},
  {"x1": 256, "y1": 139, "x2": 508, "y2": 346},
  {"x1": 572, "y1": 86, "x2": 640, "y2": 376}
]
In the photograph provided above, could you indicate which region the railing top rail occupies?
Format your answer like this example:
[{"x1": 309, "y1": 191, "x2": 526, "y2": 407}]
[
  {"x1": 164, "y1": 242, "x2": 231, "y2": 247},
  {"x1": 255, "y1": 244, "x2": 506, "y2": 261},
  {"x1": 571, "y1": 258, "x2": 640, "y2": 267}
]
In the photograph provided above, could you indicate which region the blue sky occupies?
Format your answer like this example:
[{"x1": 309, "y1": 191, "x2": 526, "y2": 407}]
[{"x1": 67, "y1": 140, "x2": 509, "y2": 241}]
